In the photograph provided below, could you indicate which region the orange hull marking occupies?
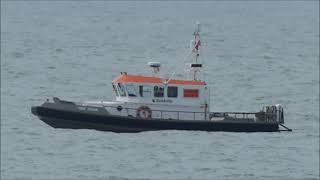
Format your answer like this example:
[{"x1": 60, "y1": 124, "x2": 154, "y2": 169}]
[
  {"x1": 184, "y1": 89, "x2": 199, "y2": 98},
  {"x1": 112, "y1": 74, "x2": 206, "y2": 86}
]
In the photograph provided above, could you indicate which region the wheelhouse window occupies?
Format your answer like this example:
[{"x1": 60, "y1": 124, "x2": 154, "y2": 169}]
[
  {"x1": 118, "y1": 83, "x2": 127, "y2": 97},
  {"x1": 126, "y1": 84, "x2": 137, "y2": 97},
  {"x1": 139, "y1": 85, "x2": 152, "y2": 98},
  {"x1": 112, "y1": 84, "x2": 119, "y2": 97},
  {"x1": 154, "y1": 86, "x2": 164, "y2": 97},
  {"x1": 183, "y1": 89, "x2": 199, "y2": 98},
  {"x1": 167, "y1": 86, "x2": 178, "y2": 98}
]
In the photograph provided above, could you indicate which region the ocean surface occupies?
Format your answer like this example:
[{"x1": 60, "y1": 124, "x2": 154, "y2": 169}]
[{"x1": 1, "y1": 1, "x2": 319, "y2": 180}]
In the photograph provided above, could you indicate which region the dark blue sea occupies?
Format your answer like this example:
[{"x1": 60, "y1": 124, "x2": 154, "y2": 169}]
[{"x1": 1, "y1": 1, "x2": 319, "y2": 179}]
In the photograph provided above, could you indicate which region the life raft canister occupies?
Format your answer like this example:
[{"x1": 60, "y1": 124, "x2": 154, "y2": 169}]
[{"x1": 136, "y1": 106, "x2": 152, "y2": 119}]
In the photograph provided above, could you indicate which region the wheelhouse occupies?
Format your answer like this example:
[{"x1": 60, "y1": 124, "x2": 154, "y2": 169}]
[{"x1": 111, "y1": 73, "x2": 208, "y2": 106}]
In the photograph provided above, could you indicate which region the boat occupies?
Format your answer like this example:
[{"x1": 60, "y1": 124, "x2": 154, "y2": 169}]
[{"x1": 31, "y1": 22, "x2": 292, "y2": 133}]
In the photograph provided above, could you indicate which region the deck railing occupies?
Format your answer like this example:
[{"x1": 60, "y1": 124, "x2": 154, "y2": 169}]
[
  {"x1": 101, "y1": 104, "x2": 281, "y2": 122},
  {"x1": 99, "y1": 104, "x2": 282, "y2": 123},
  {"x1": 78, "y1": 103, "x2": 283, "y2": 123},
  {"x1": 102, "y1": 105, "x2": 206, "y2": 120}
]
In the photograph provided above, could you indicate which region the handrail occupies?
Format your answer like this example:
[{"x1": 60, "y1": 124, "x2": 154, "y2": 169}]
[
  {"x1": 101, "y1": 104, "x2": 265, "y2": 121},
  {"x1": 102, "y1": 104, "x2": 205, "y2": 114},
  {"x1": 96, "y1": 104, "x2": 260, "y2": 116},
  {"x1": 101, "y1": 104, "x2": 279, "y2": 123},
  {"x1": 102, "y1": 104, "x2": 206, "y2": 120},
  {"x1": 211, "y1": 112, "x2": 258, "y2": 115}
]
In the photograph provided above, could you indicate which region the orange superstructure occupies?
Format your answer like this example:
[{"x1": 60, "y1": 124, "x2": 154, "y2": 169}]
[{"x1": 112, "y1": 74, "x2": 206, "y2": 86}]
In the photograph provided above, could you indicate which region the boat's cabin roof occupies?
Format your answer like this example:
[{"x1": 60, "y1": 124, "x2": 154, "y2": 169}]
[
  {"x1": 112, "y1": 74, "x2": 206, "y2": 86},
  {"x1": 109, "y1": 22, "x2": 208, "y2": 107},
  {"x1": 111, "y1": 74, "x2": 208, "y2": 106}
]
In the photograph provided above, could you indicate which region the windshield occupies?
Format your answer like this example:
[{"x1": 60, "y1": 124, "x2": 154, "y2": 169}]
[
  {"x1": 126, "y1": 84, "x2": 137, "y2": 97},
  {"x1": 118, "y1": 83, "x2": 127, "y2": 97},
  {"x1": 112, "y1": 84, "x2": 119, "y2": 96}
]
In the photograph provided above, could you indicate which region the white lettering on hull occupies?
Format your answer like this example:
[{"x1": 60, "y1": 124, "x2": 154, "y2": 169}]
[{"x1": 152, "y1": 99, "x2": 173, "y2": 103}]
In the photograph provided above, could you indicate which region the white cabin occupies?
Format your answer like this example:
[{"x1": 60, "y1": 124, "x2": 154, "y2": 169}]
[{"x1": 83, "y1": 22, "x2": 210, "y2": 120}]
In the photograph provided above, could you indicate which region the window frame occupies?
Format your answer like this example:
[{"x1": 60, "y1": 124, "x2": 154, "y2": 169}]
[
  {"x1": 167, "y1": 86, "x2": 178, "y2": 98},
  {"x1": 154, "y1": 86, "x2": 164, "y2": 97},
  {"x1": 118, "y1": 83, "x2": 127, "y2": 97},
  {"x1": 139, "y1": 85, "x2": 152, "y2": 98},
  {"x1": 126, "y1": 84, "x2": 138, "y2": 97},
  {"x1": 139, "y1": 85, "x2": 143, "y2": 97},
  {"x1": 112, "y1": 84, "x2": 119, "y2": 97}
]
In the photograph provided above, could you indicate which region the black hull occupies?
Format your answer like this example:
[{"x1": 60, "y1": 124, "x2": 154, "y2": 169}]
[{"x1": 31, "y1": 106, "x2": 279, "y2": 133}]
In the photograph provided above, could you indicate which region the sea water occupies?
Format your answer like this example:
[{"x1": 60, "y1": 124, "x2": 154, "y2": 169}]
[{"x1": 1, "y1": 1, "x2": 319, "y2": 179}]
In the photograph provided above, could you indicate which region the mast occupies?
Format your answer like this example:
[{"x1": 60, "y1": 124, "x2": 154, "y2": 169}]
[
  {"x1": 190, "y1": 21, "x2": 202, "y2": 81},
  {"x1": 165, "y1": 22, "x2": 203, "y2": 84},
  {"x1": 191, "y1": 22, "x2": 209, "y2": 119}
]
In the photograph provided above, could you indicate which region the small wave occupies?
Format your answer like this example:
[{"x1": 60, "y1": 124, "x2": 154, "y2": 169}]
[
  {"x1": 11, "y1": 51, "x2": 24, "y2": 58},
  {"x1": 55, "y1": 48, "x2": 63, "y2": 52},
  {"x1": 262, "y1": 55, "x2": 273, "y2": 60},
  {"x1": 47, "y1": 66, "x2": 56, "y2": 70}
]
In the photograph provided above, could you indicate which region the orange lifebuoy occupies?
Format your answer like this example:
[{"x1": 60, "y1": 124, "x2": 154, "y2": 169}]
[{"x1": 136, "y1": 106, "x2": 152, "y2": 119}]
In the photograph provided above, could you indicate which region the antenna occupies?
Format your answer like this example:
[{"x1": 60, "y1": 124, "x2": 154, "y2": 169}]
[
  {"x1": 194, "y1": 21, "x2": 201, "y2": 35},
  {"x1": 148, "y1": 62, "x2": 161, "y2": 76},
  {"x1": 164, "y1": 21, "x2": 204, "y2": 83}
]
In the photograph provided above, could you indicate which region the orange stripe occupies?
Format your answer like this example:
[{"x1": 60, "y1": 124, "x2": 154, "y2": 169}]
[
  {"x1": 184, "y1": 89, "x2": 199, "y2": 97},
  {"x1": 112, "y1": 74, "x2": 206, "y2": 86}
]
